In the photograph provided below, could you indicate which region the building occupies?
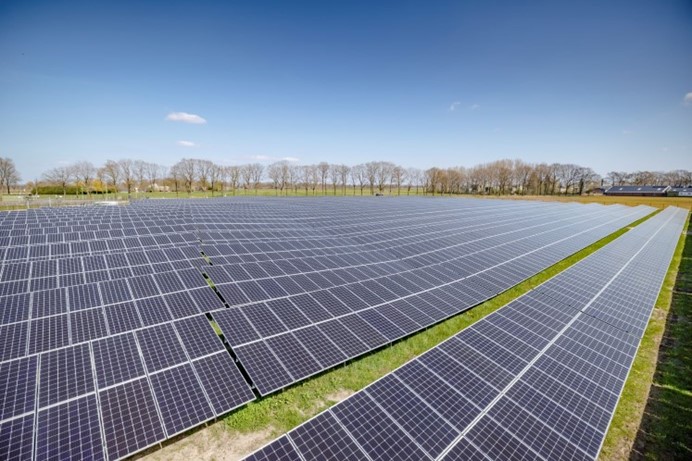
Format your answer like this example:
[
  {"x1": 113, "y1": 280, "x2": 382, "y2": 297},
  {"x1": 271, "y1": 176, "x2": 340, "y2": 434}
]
[
  {"x1": 604, "y1": 185, "x2": 670, "y2": 197},
  {"x1": 668, "y1": 186, "x2": 692, "y2": 197}
]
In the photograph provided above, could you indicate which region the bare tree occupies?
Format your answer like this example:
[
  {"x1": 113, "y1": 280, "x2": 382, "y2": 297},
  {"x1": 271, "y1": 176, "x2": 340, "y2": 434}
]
[
  {"x1": 146, "y1": 163, "x2": 166, "y2": 192},
  {"x1": 74, "y1": 161, "x2": 96, "y2": 196},
  {"x1": 209, "y1": 163, "x2": 223, "y2": 196},
  {"x1": 335, "y1": 164, "x2": 350, "y2": 196},
  {"x1": 174, "y1": 158, "x2": 197, "y2": 194},
  {"x1": 43, "y1": 166, "x2": 74, "y2": 196},
  {"x1": 377, "y1": 161, "x2": 395, "y2": 193},
  {"x1": 133, "y1": 160, "x2": 148, "y2": 193},
  {"x1": 391, "y1": 165, "x2": 406, "y2": 196},
  {"x1": 168, "y1": 163, "x2": 182, "y2": 196},
  {"x1": 406, "y1": 168, "x2": 421, "y2": 195},
  {"x1": 351, "y1": 164, "x2": 367, "y2": 196},
  {"x1": 301, "y1": 165, "x2": 312, "y2": 195},
  {"x1": 226, "y1": 165, "x2": 241, "y2": 195},
  {"x1": 329, "y1": 164, "x2": 340, "y2": 195},
  {"x1": 267, "y1": 162, "x2": 283, "y2": 195},
  {"x1": 250, "y1": 163, "x2": 264, "y2": 194},
  {"x1": 241, "y1": 164, "x2": 252, "y2": 193},
  {"x1": 101, "y1": 160, "x2": 121, "y2": 196},
  {"x1": 0, "y1": 157, "x2": 21, "y2": 194},
  {"x1": 118, "y1": 159, "x2": 135, "y2": 197},
  {"x1": 365, "y1": 162, "x2": 379, "y2": 195},
  {"x1": 196, "y1": 159, "x2": 214, "y2": 192},
  {"x1": 318, "y1": 162, "x2": 330, "y2": 194},
  {"x1": 287, "y1": 164, "x2": 299, "y2": 194}
]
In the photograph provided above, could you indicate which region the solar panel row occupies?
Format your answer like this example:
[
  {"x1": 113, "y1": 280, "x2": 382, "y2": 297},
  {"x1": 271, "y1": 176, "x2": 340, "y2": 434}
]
[
  {"x1": 210, "y1": 205, "x2": 652, "y2": 394},
  {"x1": 243, "y1": 206, "x2": 686, "y2": 461},
  {"x1": 0, "y1": 198, "x2": 658, "y2": 461}
]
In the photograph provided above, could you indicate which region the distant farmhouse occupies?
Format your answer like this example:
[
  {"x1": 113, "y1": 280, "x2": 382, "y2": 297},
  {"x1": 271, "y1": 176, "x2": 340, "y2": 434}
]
[
  {"x1": 668, "y1": 186, "x2": 692, "y2": 197},
  {"x1": 604, "y1": 185, "x2": 670, "y2": 197}
]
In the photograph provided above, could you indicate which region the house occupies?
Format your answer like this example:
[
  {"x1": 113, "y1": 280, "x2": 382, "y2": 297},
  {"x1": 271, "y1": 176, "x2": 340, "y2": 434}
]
[
  {"x1": 667, "y1": 186, "x2": 692, "y2": 197},
  {"x1": 604, "y1": 185, "x2": 670, "y2": 197}
]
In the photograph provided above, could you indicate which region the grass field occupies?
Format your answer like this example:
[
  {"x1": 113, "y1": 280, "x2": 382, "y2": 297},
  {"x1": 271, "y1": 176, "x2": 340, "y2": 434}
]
[
  {"x1": 491, "y1": 194, "x2": 692, "y2": 210},
  {"x1": 139, "y1": 209, "x2": 684, "y2": 461},
  {"x1": 2, "y1": 190, "x2": 691, "y2": 211},
  {"x1": 619, "y1": 223, "x2": 691, "y2": 461}
]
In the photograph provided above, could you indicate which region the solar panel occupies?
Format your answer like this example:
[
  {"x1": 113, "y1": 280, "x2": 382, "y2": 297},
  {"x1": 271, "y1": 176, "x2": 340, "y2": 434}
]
[
  {"x1": 38, "y1": 344, "x2": 94, "y2": 408},
  {"x1": 35, "y1": 395, "x2": 104, "y2": 461},
  {"x1": 243, "y1": 206, "x2": 686, "y2": 461},
  {"x1": 149, "y1": 364, "x2": 214, "y2": 437},
  {"x1": 0, "y1": 356, "x2": 37, "y2": 421},
  {"x1": 92, "y1": 333, "x2": 145, "y2": 389},
  {"x1": 99, "y1": 377, "x2": 166, "y2": 460},
  {"x1": 192, "y1": 351, "x2": 255, "y2": 415},
  {"x1": 136, "y1": 323, "x2": 188, "y2": 373},
  {"x1": 0, "y1": 198, "x2": 666, "y2": 461},
  {"x1": 0, "y1": 413, "x2": 34, "y2": 461}
]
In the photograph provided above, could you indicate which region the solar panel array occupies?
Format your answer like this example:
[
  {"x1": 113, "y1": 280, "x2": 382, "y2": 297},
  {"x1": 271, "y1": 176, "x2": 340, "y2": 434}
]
[
  {"x1": 244, "y1": 206, "x2": 687, "y2": 461},
  {"x1": 0, "y1": 198, "x2": 655, "y2": 460}
]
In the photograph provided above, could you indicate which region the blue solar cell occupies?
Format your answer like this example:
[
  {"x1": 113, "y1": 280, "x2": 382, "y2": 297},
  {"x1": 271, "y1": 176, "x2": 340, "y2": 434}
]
[
  {"x1": 0, "y1": 356, "x2": 37, "y2": 421},
  {"x1": 35, "y1": 395, "x2": 105, "y2": 461}
]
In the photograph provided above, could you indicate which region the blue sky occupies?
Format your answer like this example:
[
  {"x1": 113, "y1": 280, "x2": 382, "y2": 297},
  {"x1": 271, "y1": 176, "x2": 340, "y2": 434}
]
[{"x1": 1, "y1": 0, "x2": 691, "y2": 181}]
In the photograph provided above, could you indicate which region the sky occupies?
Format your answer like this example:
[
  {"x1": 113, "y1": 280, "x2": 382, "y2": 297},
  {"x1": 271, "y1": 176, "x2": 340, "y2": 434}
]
[{"x1": 1, "y1": 0, "x2": 691, "y2": 181}]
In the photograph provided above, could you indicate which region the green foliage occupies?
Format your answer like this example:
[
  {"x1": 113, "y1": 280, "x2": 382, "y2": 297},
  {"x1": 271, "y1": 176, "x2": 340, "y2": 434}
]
[{"x1": 30, "y1": 186, "x2": 113, "y2": 195}]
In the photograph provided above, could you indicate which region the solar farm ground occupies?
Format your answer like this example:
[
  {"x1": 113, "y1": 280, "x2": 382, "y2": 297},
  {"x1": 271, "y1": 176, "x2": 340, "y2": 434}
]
[
  {"x1": 133, "y1": 204, "x2": 689, "y2": 461},
  {"x1": 0, "y1": 198, "x2": 688, "y2": 461}
]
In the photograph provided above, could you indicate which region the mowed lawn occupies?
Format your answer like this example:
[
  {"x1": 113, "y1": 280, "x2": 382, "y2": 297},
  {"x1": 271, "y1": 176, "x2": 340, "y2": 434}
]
[{"x1": 622, "y1": 223, "x2": 691, "y2": 461}]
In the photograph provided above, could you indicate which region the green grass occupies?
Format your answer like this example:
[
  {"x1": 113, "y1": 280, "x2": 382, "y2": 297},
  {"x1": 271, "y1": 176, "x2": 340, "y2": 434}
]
[
  {"x1": 599, "y1": 213, "x2": 690, "y2": 460},
  {"x1": 611, "y1": 221, "x2": 691, "y2": 461},
  {"x1": 221, "y1": 211, "x2": 658, "y2": 440}
]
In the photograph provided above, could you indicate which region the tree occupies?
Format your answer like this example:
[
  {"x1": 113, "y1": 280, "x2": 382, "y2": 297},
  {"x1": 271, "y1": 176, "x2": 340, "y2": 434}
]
[
  {"x1": 318, "y1": 162, "x2": 330, "y2": 194},
  {"x1": 329, "y1": 164, "x2": 340, "y2": 195},
  {"x1": 267, "y1": 162, "x2": 283, "y2": 195},
  {"x1": 118, "y1": 159, "x2": 135, "y2": 197},
  {"x1": 175, "y1": 158, "x2": 197, "y2": 194},
  {"x1": 226, "y1": 165, "x2": 241, "y2": 195},
  {"x1": 365, "y1": 162, "x2": 379, "y2": 195},
  {"x1": 168, "y1": 163, "x2": 182, "y2": 196},
  {"x1": 196, "y1": 159, "x2": 214, "y2": 192},
  {"x1": 0, "y1": 157, "x2": 21, "y2": 194},
  {"x1": 301, "y1": 165, "x2": 312, "y2": 195},
  {"x1": 43, "y1": 166, "x2": 74, "y2": 196},
  {"x1": 249, "y1": 163, "x2": 264, "y2": 194},
  {"x1": 351, "y1": 164, "x2": 366, "y2": 195},
  {"x1": 406, "y1": 168, "x2": 421, "y2": 195},
  {"x1": 133, "y1": 160, "x2": 148, "y2": 193},
  {"x1": 209, "y1": 162, "x2": 223, "y2": 196},
  {"x1": 376, "y1": 161, "x2": 395, "y2": 193},
  {"x1": 337, "y1": 164, "x2": 350, "y2": 196},
  {"x1": 391, "y1": 165, "x2": 406, "y2": 196},
  {"x1": 287, "y1": 164, "x2": 299, "y2": 194},
  {"x1": 146, "y1": 163, "x2": 166, "y2": 192},
  {"x1": 74, "y1": 161, "x2": 95, "y2": 196}
]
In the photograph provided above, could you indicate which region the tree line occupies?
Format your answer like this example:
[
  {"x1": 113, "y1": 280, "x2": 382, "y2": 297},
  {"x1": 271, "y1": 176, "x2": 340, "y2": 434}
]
[{"x1": 1, "y1": 156, "x2": 690, "y2": 197}]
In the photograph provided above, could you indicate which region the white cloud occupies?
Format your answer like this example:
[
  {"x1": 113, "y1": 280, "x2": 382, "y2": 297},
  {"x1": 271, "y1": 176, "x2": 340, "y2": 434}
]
[
  {"x1": 177, "y1": 140, "x2": 195, "y2": 147},
  {"x1": 470, "y1": 103, "x2": 480, "y2": 110},
  {"x1": 684, "y1": 92, "x2": 692, "y2": 106},
  {"x1": 245, "y1": 154, "x2": 300, "y2": 163},
  {"x1": 165, "y1": 112, "x2": 207, "y2": 124},
  {"x1": 449, "y1": 101, "x2": 461, "y2": 111}
]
